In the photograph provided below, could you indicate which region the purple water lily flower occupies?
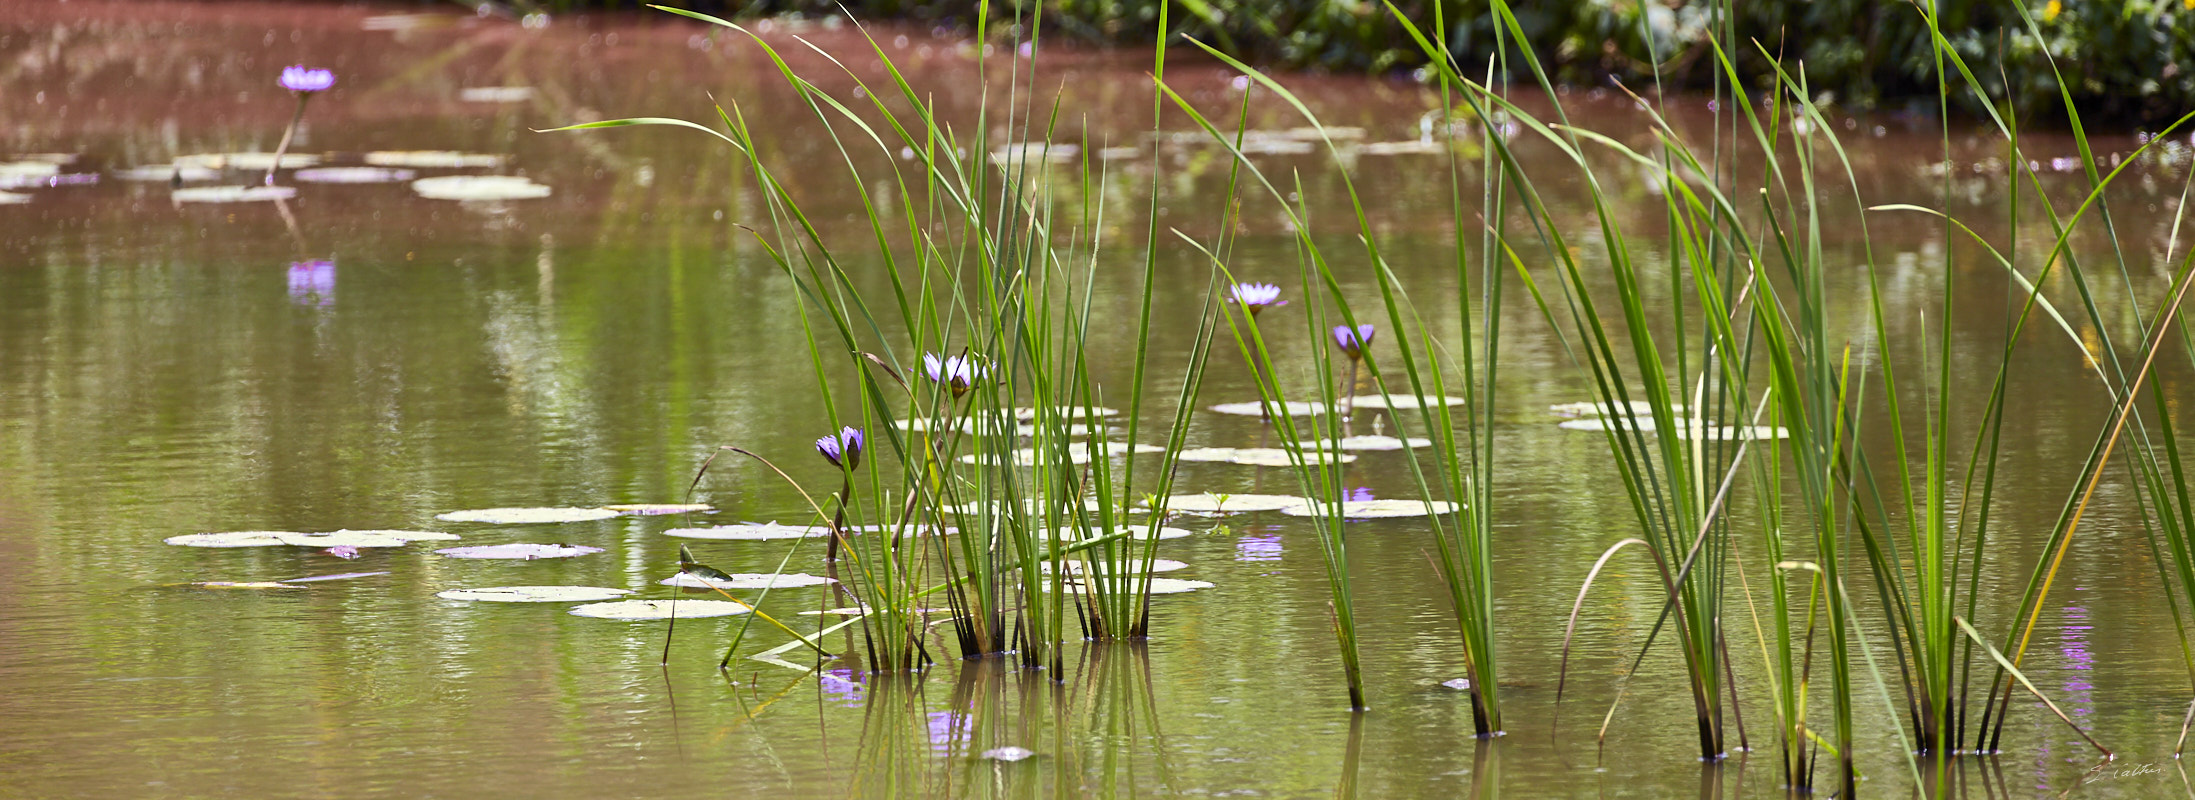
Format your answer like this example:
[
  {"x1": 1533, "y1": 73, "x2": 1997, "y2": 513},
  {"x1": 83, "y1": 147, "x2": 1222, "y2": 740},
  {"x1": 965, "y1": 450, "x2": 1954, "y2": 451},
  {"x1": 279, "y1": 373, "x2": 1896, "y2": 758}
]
[
  {"x1": 1331, "y1": 324, "x2": 1375, "y2": 360},
  {"x1": 816, "y1": 426, "x2": 864, "y2": 470},
  {"x1": 1230, "y1": 282, "x2": 1287, "y2": 316},
  {"x1": 279, "y1": 65, "x2": 336, "y2": 93},
  {"x1": 287, "y1": 260, "x2": 335, "y2": 307},
  {"x1": 922, "y1": 353, "x2": 980, "y2": 397}
]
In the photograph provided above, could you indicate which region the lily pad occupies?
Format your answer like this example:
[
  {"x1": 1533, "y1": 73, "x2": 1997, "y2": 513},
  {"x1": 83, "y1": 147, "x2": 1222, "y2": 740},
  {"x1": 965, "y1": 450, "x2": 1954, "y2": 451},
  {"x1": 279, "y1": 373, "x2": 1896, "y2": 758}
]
[
  {"x1": 1548, "y1": 400, "x2": 1684, "y2": 418},
  {"x1": 1041, "y1": 559, "x2": 1189, "y2": 574},
  {"x1": 435, "y1": 543, "x2": 604, "y2": 560},
  {"x1": 281, "y1": 571, "x2": 390, "y2": 584},
  {"x1": 294, "y1": 166, "x2": 417, "y2": 184},
  {"x1": 569, "y1": 599, "x2": 752, "y2": 620},
  {"x1": 800, "y1": 605, "x2": 948, "y2": 616},
  {"x1": 1359, "y1": 140, "x2": 1446, "y2": 156},
  {"x1": 411, "y1": 175, "x2": 551, "y2": 201},
  {"x1": 174, "y1": 153, "x2": 323, "y2": 171},
  {"x1": 1307, "y1": 435, "x2": 1434, "y2": 451},
  {"x1": 192, "y1": 581, "x2": 303, "y2": 590},
  {"x1": 664, "y1": 522, "x2": 831, "y2": 540},
  {"x1": 164, "y1": 530, "x2": 438, "y2": 548},
  {"x1": 982, "y1": 746, "x2": 1039, "y2": 762},
  {"x1": 171, "y1": 185, "x2": 297, "y2": 203},
  {"x1": 366, "y1": 150, "x2": 510, "y2": 169},
  {"x1": 1555, "y1": 418, "x2": 1789, "y2": 440},
  {"x1": 434, "y1": 507, "x2": 620, "y2": 524},
  {"x1": 1206, "y1": 400, "x2": 1330, "y2": 417},
  {"x1": 887, "y1": 417, "x2": 974, "y2": 434},
  {"x1": 114, "y1": 164, "x2": 221, "y2": 182},
  {"x1": 1055, "y1": 577, "x2": 1214, "y2": 595},
  {"x1": 437, "y1": 585, "x2": 634, "y2": 603},
  {"x1": 1014, "y1": 422, "x2": 1113, "y2": 437},
  {"x1": 957, "y1": 441, "x2": 1163, "y2": 466},
  {"x1": 328, "y1": 529, "x2": 461, "y2": 541},
  {"x1": 1050, "y1": 525, "x2": 1194, "y2": 542},
  {"x1": 458, "y1": 86, "x2": 536, "y2": 103},
  {"x1": 1279, "y1": 499, "x2": 1461, "y2": 518},
  {"x1": 1176, "y1": 447, "x2": 1356, "y2": 467},
  {"x1": 1011, "y1": 406, "x2": 1118, "y2": 422},
  {"x1": 0, "y1": 191, "x2": 30, "y2": 205},
  {"x1": 601, "y1": 503, "x2": 715, "y2": 516},
  {"x1": 1143, "y1": 493, "x2": 1308, "y2": 514},
  {"x1": 659, "y1": 572, "x2": 834, "y2": 590},
  {"x1": 1347, "y1": 394, "x2": 1467, "y2": 410}
]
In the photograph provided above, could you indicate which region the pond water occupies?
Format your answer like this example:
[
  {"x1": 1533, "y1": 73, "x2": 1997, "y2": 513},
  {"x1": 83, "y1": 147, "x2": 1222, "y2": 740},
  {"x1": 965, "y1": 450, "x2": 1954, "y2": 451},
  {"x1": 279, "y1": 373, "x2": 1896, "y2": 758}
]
[{"x1": 5, "y1": 2, "x2": 2195, "y2": 797}]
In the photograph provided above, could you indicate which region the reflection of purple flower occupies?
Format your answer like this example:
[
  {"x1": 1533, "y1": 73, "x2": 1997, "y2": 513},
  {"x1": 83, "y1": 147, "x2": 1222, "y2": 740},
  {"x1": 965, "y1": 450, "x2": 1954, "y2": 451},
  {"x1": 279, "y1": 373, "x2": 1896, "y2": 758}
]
[
  {"x1": 279, "y1": 65, "x2": 335, "y2": 93},
  {"x1": 926, "y1": 710, "x2": 968, "y2": 753},
  {"x1": 816, "y1": 427, "x2": 863, "y2": 470},
  {"x1": 1347, "y1": 487, "x2": 1374, "y2": 503},
  {"x1": 287, "y1": 260, "x2": 335, "y2": 307},
  {"x1": 1235, "y1": 532, "x2": 1282, "y2": 562},
  {"x1": 1230, "y1": 283, "x2": 1286, "y2": 316},
  {"x1": 922, "y1": 353, "x2": 980, "y2": 397},
  {"x1": 1331, "y1": 324, "x2": 1374, "y2": 360},
  {"x1": 2060, "y1": 597, "x2": 2093, "y2": 719},
  {"x1": 323, "y1": 545, "x2": 360, "y2": 559},
  {"x1": 819, "y1": 668, "x2": 864, "y2": 706}
]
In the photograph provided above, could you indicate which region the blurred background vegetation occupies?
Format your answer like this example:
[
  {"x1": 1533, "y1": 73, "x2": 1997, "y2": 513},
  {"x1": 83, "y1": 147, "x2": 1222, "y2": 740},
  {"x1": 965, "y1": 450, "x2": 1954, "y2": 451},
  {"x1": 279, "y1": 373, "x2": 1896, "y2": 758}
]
[{"x1": 492, "y1": 0, "x2": 2195, "y2": 127}]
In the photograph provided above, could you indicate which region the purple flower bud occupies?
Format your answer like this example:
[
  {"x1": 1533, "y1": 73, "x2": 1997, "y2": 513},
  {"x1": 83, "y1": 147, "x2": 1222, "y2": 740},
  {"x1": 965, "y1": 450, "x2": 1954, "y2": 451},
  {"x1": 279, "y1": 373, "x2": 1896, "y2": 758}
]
[
  {"x1": 922, "y1": 353, "x2": 981, "y2": 397},
  {"x1": 1230, "y1": 282, "x2": 1287, "y2": 316},
  {"x1": 279, "y1": 65, "x2": 336, "y2": 93},
  {"x1": 816, "y1": 426, "x2": 864, "y2": 470},
  {"x1": 1331, "y1": 324, "x2": 1375, "y2": 360}
]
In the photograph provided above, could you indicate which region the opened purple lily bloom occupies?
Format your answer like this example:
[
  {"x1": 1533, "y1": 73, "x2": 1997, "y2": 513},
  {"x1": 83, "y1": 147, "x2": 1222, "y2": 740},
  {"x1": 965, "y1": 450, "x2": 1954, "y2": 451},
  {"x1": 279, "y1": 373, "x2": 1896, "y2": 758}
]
[
  {"x1": 922, "y1": 353, "x2": 981, "y2": 397},
  {"x1": 1331, "y1": 324, "x2": 1375, "y2": 360},
  {"x1": 1230, "y1": 282, "x2": 1287, "y2": 316},
  {"x1": 279, "y1": 65, "x2": 335, "y2": 93},
  {"x1": 816, "y1": 426, "x2": 864, "y2": 470}
]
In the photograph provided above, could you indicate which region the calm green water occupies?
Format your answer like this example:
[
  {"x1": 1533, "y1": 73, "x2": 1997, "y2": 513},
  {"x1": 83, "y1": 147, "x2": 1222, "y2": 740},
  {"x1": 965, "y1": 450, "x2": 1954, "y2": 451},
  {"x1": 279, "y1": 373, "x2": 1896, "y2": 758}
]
[{"x1": 4, "y1": 3, "x2": 2195, "y2": 797}]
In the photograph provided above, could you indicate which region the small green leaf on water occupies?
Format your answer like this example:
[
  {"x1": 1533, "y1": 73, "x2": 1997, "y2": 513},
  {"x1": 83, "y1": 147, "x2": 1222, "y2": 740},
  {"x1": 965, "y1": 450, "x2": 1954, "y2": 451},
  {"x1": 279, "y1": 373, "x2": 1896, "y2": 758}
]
[
  {"x1": 569, "y1": 599, "x2": 751, "y2": 620},
  {"x1": 434, "y1": 507, "x2": 620, "y2": 524},
  {"x1": 437, "y1": 586, "x2": 634, "y2": 603}
]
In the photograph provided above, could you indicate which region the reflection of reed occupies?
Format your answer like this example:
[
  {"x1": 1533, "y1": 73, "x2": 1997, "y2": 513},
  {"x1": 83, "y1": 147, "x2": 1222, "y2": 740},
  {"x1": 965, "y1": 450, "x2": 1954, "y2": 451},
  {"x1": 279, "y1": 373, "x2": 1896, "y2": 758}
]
[{"x1": 851, "y1": 674, "x2": 946, "y2": 797}]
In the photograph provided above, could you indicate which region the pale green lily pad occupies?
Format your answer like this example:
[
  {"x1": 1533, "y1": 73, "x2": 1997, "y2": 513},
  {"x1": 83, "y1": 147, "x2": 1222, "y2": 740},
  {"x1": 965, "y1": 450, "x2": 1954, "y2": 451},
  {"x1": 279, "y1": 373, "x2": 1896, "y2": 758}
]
[
  {"x1": 1555, "y1": 418, "x2": 1789, "y2": 440},
  {"x1": 1206, "y1": 400, "x2": 1330, "y2": 417},
  {"x1": 1176, "y1": 447, "x2": 1356, "y2": 467},
  {"x1": 800, "y1": 605, "x2": 947, "y2": 616},
  {"x1": 947, "y1": 498, "x2": 1123, "y2": 516},
  {"x1": 664, "y1": 522, "x2": 830, "y2": 540},
  {"x1": 1011, "y1": 406, "x2": 1118, "y2": 421},
  {"x1": 437, "y1": 585, "x2": 633, "y2": 602},
  {"x1": 602, "y1": 503, "x2": 714, "y2": 515},
  {"x1": 459, "y1": 86, "x2": 536, "y2": 103},
  {"x1": 1308, "y1": 435, "x2": 1434, "y2": 451},
  {"x1": 1358, "y1": 140, "x2": 1445, "y2": 156},
  {"x1": 366, "y1": 150, "x2": 510, "y2": 169},
  {"x1": 1548, "y1": 400, "x2": 1685, "y2": 418},
  {"x1": 1280, "y1": 499, "x2": 1461, "y2": 518},
  {"x1": 411, "y1": 175, "x2": 551, "y2": 201},
  {"x1": 330, "y1": 529, "x2": 461, "y2": 541},
  {"x1": 1347, "y1": 394, "x2": 1467, "y2": 410},
  {"x1": 0, "y1": 192, "x2": 31, "y2": 205},
  {"x1": 1050, "y1": 525, "x2": 1193, "y2": 542},
  {"x1": 1015, "y1": 422, "x2": 1112, "y2": 437},
  {"x1": 1055, "y1": 577, "x2": 1214, "y2": 595},
  {"x1": 436, "y1": 543, "x2": 603, "y2": 559},
  {"x1": 1041, "y1": 559, "x2": 1189, "y2": 574},
  {"x1": 164, "y1": 530, "x2": 433, "y2": 548},
  {"x1": 294, "y1": 166, "x2": 416, "y2": 184},
  {"x1": 114, "y1": 164, "x2": 220, "y2": 182},
  {"x1": 175, "y1": 152, "x2": 322, "y2": 171},
  {"x1": 192, "y1": 581, "x2": 303, "y2": 590},
  {"x1": 660, "y1": 572, "x2": 834, "y2": 590},
  {"x1": 171, "y1": 185, "x2": 297, "y2": 203},
  {"x1": 434, "y1": 507, "x2": 620, "y2": 524},
  {"x1": 888, "y1": 416, "x2": 973, "y2": 434},
  {"x1": 1143, "y1": 493, "x2": 1308, "y2": 514},
  {"x1": 957, "y1": 441, "x2": 1163, "y2": 466},
  {"x1": 569, "y1": 599, "x2": 751, "y2": 620}
]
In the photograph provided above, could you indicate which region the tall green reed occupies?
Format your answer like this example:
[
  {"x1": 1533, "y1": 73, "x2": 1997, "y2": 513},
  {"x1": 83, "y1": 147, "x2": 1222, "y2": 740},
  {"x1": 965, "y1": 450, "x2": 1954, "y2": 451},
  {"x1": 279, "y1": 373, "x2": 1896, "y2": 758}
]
[{"x1": 552, "y1": 1, "x2": 1217, "y2": 675}]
